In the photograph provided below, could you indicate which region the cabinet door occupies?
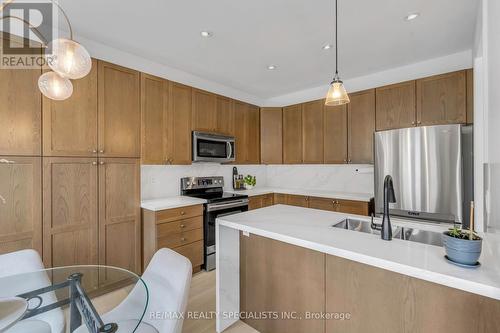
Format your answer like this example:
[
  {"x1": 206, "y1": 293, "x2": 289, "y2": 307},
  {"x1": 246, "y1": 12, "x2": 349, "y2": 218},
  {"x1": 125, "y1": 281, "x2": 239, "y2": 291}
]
[
  {"x1": 0, "y1": 157, "x2": 41, "y2": 255},
  {"x1": 302, "y1": 100, "x2": 324, "y2": 163},
  {"x1": 466, "y1": 69, "x2": 473, "y2": 124},
  {"x1": 98, "y1": 61, "x2": 141, "y2": 158},
  {"x1": 260, "y1": 108, "x2": 283, "y2": 164},
  {"x1": 99, "y1": 158, "x2": 141, "y2": 274},
  {"x1": 141, "y1": 73, "x2": 169, "y2": 165},
  {"x1": 246, "y1": 105, "x2": 261, "y2": 164},
  {"x1": 286, "y1": 195, "x2": 309, "y2": 208},
  {"x1": 43, "y1": 58, "x2": 98, "y2": 157},
  {"x1": 192, "y1": 89, "x2": 217, "y2": 132},
  {"x1": 262, "y1": 193, "x2": 274, "y2": 207},
  {"x1": 283, "y1": 104, "x2": 303, "y2": 164},
  {"x1": 308, "y1": 197, "x2": 336, "y2": 212},
  {"x1": 216, "y1": 96, "x2": 234, "y2": 136},
  {"x1": 376, "y1": 81, "x2": 416, "y2": 131},
  {"x1": 416, "y1": 70, "x2": 466, "y2": 126},
  {"x1": 0, "y1": 37, "x2": 41, "y2": 156},
  {"x1": 168, "y1": 82, "x2": 192, "y2": 165},
  {"x1": 274, "y1": 193, "x2": 287, "y2": 205},
  {"x1": 335, "y1": 199, "x2": 370, "y2": 216},
  {"x1": 234, "y1": 101, "x2": 249, "y2": 163},
  {"x1": 42, "y1": 157, "x2": 98, "y2": 267},
  {"x1": 348, "y1": 89, "x2": 375, "y2": 164},
  {"x1": 324, "y1": 104, "x2": 348, "y2": 164},
  {"x1": 248, "y1": 196, "x2": 263, "y2": 211}
]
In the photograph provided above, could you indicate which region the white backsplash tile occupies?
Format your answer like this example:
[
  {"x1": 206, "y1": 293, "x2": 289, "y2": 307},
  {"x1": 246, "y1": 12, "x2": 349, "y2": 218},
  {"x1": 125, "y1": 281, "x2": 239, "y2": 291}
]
[{"x1": 141, "y1": 163, "x2": 374, "y2": 200}]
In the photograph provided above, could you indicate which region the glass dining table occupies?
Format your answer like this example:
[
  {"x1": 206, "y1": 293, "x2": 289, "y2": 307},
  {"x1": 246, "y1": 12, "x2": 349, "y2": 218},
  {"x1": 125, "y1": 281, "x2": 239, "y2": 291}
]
[{"x1": 0, "y1": 265, "x2": 155, "y2": 333}]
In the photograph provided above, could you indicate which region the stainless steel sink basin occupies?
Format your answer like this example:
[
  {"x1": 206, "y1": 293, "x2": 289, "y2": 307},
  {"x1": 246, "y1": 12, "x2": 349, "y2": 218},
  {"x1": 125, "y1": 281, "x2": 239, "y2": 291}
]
[{"x1": 333, "y1": 218, "x2": 443, "y2": 247}]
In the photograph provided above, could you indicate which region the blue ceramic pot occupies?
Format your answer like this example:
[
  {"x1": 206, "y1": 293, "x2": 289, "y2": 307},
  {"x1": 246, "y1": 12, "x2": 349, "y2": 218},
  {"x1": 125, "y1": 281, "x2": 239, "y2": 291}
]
[{"x1": 442, "y1": 232, "x2": 482, "y2": 265}]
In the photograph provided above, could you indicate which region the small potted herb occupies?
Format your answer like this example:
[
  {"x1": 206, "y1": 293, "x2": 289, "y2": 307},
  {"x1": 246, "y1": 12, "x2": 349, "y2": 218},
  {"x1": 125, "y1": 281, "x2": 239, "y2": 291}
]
[
  {"x1": 442, "y1": 213, "x2": 482, "y2": 266},
  {"x1": 243, "y1": 175, "x2": 256, "y2": 190}
]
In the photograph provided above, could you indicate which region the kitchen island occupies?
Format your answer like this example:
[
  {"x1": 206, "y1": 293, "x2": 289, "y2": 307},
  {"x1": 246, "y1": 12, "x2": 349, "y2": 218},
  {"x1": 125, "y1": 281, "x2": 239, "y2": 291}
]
[{"x1": 216, "y1": 205, "x2": 500, "y2": 333}]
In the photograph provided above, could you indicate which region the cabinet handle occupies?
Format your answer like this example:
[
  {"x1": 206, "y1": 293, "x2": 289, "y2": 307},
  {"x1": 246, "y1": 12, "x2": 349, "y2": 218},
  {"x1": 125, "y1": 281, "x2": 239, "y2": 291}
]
[
  {"x1": 0, "y1": 159, "x2": 15, "y2": 164},
  {"x1": 417, "y1": 121, "x2": 421, "y2": 125},
  {"x1": 99, "y1": 150, "x2": 105, "y2": 154},
  {"x1": 180, "y1": 224, "x2": 186, "y2": 228},
  {"x1": 180, "y1": 211, "x2": 186, "y2": 215},
  {"x1": 92, "y1": 149, "x2": 97, "y2": 153},
  {"x1": 99, "y1": 161, "x2": 105, "y2": 165},
  {"x1": 92, "y1": 162, "x2": 97, "y2": 165},
  {"x1": 348, "y1": 159, "x2": 352, "y2": 163},
  {"x1": 181, "y1": 237, "x2": 186, "y2": 241},
  {"x1": 411, "y1": 121, "x2": 416, "y2": 126},
  {"x1": 0, "y1": 194, "x2": 6, "y2": 204}
]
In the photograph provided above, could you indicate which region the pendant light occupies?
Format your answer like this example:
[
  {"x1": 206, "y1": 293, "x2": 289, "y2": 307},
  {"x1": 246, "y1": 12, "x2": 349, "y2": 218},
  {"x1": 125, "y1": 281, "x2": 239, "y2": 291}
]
[{"x1": 325, "y1": 0, "x2": 350, "y2": 106}]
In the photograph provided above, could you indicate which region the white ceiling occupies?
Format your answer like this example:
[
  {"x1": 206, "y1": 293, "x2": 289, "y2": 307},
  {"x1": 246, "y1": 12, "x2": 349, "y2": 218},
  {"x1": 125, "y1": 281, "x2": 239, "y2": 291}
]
[{"x1": 58, "y1": 0, "x2": 478, "y2": 99}]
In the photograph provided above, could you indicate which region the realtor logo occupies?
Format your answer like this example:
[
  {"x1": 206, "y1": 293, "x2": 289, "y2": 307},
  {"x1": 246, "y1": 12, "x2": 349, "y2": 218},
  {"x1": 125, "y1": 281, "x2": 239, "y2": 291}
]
[{"x1": 1, "y1": 0, "x2": 56, "y2": 68}]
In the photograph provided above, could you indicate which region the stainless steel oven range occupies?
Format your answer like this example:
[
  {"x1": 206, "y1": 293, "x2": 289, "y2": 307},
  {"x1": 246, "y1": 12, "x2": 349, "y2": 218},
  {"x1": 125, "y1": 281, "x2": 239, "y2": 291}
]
[{"x1": 180, "y1": 176, "x2": 248, "y2": 271}]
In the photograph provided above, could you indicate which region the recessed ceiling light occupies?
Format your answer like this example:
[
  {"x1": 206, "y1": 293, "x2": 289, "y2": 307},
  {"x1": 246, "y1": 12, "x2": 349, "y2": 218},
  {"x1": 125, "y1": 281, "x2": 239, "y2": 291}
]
[
  {"x1": 267, "y1": 65, "x2": 277, "y2": 70},
  {"x1": 322, "y1": 44, "x2": 332, "y2": 50},
  {"x1": 404, "y1": 13, "x2": 420, "y2": 21},
  {"x1": 200, "y1": 31, "x2": 212, "y2": 37}
]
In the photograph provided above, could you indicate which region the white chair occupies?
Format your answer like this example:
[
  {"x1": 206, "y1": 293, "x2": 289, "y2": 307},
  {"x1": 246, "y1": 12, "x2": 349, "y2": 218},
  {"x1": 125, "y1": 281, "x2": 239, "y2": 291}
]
[
  {"x1": 83, "y1": 248, "x2": 192, "y2": 333},
  {"x1": 0, "y1": 249, "x2": 65, "y2": 333}
]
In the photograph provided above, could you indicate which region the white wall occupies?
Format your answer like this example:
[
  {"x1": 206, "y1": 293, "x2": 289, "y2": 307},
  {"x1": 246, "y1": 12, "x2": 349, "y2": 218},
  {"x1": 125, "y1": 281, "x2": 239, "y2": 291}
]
[{"x1": 141, "y1": 164, "x2": 373, "y2": 200}]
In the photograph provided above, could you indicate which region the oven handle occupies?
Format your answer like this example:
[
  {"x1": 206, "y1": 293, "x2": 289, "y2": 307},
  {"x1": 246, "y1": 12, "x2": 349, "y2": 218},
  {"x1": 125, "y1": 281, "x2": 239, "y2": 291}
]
[{"x1": 206, "y1": 199, "x2": 248, "y2": 212}]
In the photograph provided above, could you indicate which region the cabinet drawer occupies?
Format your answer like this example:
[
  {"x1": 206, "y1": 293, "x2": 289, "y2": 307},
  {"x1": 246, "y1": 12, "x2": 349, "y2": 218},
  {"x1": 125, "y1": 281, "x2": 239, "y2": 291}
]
[
  {"x1": 155, "y1": 205, "x2": 203, "y2": 223},
  {"x1": 156, "y1": 216, "x2": 203, "y2": 237},
  {"x1": 174, "y1": 240, "x2": 203, "y2": 268},
  {"x1": 157, "y1": 228, "x2": 203, "y2": 249},
  {"x1": 308, "y1": 197, "x2": 337, "y2": 212}
]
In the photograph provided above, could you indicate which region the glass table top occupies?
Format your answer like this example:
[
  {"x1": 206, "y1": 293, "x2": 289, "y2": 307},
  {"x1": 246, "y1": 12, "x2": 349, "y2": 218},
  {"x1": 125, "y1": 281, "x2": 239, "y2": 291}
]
[{"x1": 0, "y1": 265, "x2": 152, "y2": 333}]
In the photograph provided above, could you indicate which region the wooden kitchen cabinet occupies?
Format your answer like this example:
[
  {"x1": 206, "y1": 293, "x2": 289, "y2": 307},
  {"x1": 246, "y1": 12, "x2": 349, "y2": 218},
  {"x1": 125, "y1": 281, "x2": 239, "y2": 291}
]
[
  {"x1": 308, "y1": 196, "x2": 336, "y2": 212},
  {"x1": 302, "y1": 100, "x2": 324, "y2": 163},
  {"x1": 376, "y1": 80, "x2": 416, "y2": 131},
  {"x1": 168, "y1": 82, "x2": 192, "y2": 165},
  {"x1": 273, "y1": 193, "x2": 287, "y2": 205},
  {"x1": 416, "y1": 70, "x2": 467, "y2": 126},
  {"x1": 43, "y1": 59, "x2": 98, "y2": 157},
  {"x1": 0, "y1": 157, "x2": 42, "y2": 255},
  {"x1": 260, "y1": 107, "x2": 283, "y2": 164},
  {"x1": 286, "y1": 194, "x2": 309, "y2": 208},
  {"x1": 466, "y1": 68, "x2": 474, "y2": 124},
  {"x1": 348, "y1": 89, "x2": 375, "y2": 164},
  {"x1": 141, "y1": 73, "x2": 169, "y2": 165},
  {"x1": 192, "y1": 89, "x2": 217, "y2": 132},
  {"x1": 42, "y1": 157, "x2": 98, "y2": 267},
  {"x1": 143, "y1": 205, "x2": 204, "y2": 273},
  {"x1": 248, "y1": 193, "x2": 274, "y2": 210},
  {"x1": 98, "y1": 158, "x2": 141, "y2": 274},
  {"x1": 98, "y1": 61, "x2": 141, "y2": 158},
  {"x1": 283, "y1": 104, "x2": 303, "y2": 164},
  {"x1": 216, "y1": 95, "x2": 235, "y2": 136},
  {"x1": 324, "y1": 103, "x2": 348, "y2": 164},
  {"x1": 308, "y1": 196, "x2": 370, "y2": 215},
  {"x1": 234, "y1": 101, "x2": 260, "y2": 164},
  {"x1": 0, "y1": 37, "x2": 41, "y2": 156}
]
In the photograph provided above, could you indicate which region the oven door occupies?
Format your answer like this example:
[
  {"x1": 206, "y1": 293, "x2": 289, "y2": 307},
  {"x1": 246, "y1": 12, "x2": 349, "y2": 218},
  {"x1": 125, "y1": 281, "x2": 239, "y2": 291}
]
[
  {"x1": 192, "y1": 131, "x2": 235, "y2": 163},
  {"x1": 204, "y1": 199, "x2": 248, "y2": 270}
]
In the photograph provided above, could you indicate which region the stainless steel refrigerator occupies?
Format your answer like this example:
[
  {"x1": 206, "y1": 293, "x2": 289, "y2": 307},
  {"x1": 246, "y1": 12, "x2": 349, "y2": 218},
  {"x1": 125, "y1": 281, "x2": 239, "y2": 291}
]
[{"x1": 374, "y1": 124, "x2": 473, "y2": 225}]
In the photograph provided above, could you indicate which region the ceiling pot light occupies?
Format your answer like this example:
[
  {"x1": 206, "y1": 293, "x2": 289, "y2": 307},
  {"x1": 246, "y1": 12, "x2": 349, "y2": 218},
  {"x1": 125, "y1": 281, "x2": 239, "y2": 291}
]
[
  {"x1": 200, "y1": 31, "x2": 212, "y2": 37},
  {"x1": 48, "y1": 38, "x2": 92, "y2": 79},
  {"x1": 325, "y1": 0, "x2": 349, "y2": 106},
  {"x1": 405, "y1": 13, "x2": 419, "y2": 21},
  {"x1": 38, "y1": 71, "x2": 73, "y2": 101},
  {"x1": 322, "y1": 44, "x2": 332, "y2": 50},
  {"x1": 267, "y1": 65, "x2": 277, "y2": 70}
]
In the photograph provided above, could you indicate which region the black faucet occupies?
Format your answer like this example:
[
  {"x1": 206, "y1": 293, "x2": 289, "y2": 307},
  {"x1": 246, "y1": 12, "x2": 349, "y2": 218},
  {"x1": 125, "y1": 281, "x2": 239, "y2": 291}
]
[{"x1": 381, "y1": 175, "x2": 396, "y2": 241}]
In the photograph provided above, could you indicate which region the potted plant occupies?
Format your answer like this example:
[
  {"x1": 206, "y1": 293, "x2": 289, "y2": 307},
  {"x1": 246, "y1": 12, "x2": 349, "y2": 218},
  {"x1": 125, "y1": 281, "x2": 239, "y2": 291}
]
[
  {"x1": 243, "y1": 175, "x2": 256, "y2": 190},
  {"x1": 442, "y1": 226, "x2": 482, "y2": 266}
]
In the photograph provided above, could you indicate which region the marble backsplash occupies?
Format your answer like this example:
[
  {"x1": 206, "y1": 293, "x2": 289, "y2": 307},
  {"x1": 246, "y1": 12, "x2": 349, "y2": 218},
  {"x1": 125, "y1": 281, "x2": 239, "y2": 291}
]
[{"x1": 141, "y1": 163, "x2": 374, "y2": 200}]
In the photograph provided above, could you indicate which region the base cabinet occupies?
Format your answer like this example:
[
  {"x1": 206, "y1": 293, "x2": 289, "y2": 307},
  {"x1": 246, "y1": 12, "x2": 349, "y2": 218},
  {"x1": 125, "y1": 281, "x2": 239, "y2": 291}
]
[{"x1": 248, "y1": 194, "x2": 274, "y2": 210}]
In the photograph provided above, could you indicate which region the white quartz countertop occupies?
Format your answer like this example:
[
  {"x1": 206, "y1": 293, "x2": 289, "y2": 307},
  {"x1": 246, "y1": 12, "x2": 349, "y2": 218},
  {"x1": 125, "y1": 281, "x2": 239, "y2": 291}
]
[
  {"x1": 141, "y1": 196, "x2": 207, "y2": 211},
  {"x1": 227, "y1": 187, "x2": 373, "y2": 202},
  {"x1": 217, "y1": 205, "x2": 500, "y2": 300}
]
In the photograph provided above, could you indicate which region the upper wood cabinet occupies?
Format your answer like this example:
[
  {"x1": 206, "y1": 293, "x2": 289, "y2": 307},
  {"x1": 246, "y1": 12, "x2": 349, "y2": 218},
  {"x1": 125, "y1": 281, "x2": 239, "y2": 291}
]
[
  {"x1": 0, "y1": 37, "x2": 41, "y2": 156},
  {"x1": 141, "y1": 73, "x2": 169, "y2": 165},
  {"x1": 168, "y1": 82, "x2": 193, "y2": 165},
  {"x1": 98, "y1": 61, "x2": 141, "y2": 158},
  {"x1": 43, "y1": 59, "x2": 98, "y2": 157},
  {"x1": 302, "y1": 100, "x2": 324, "y2": 164},
  {"x1": 192, "y1": 89, "x2": 217, "y2": 132},
  {"x1": 98, "y1": 158, "x2": 141, "y2": 274},
  {"x1": 348, "y1": 89, "x2": 375, "y2": 164},
  {"x1": 0, "y1": 157, "x2": 41, "y2": 255},
  {"x1": 234, "y1": 101, "x2": 260, "y2": 164},
  {"x1": 42, "y1": 157, "x2": 98, "y2": 267},
  {"x1": 260, "y1": 108, "x2": 283, "y2": 164},
  {"x1": 283, "y1": 104, "x2": 303, "y2": 164},
  {"x1": 215, "y1": 96, "x2": 234, "y2": 136},
  {"x1": 324, "y1": 104, "x2": 348, "y2": 164},
  {"x1": 376, "y1": 80, "x2": 416, "y2": 131},
  {"x1": 416, "y1": 70, "x2": 467, "y2": 126},
  {"x1": 466, "y1": 68, "x2": 474, "y2": 124}
]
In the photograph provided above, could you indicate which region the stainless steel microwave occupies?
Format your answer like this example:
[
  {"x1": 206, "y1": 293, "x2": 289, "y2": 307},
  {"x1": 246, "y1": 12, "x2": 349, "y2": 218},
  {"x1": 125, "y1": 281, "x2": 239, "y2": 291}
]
[{"x1": 192, "y1": 131, "x2": 235, "y2": 163}]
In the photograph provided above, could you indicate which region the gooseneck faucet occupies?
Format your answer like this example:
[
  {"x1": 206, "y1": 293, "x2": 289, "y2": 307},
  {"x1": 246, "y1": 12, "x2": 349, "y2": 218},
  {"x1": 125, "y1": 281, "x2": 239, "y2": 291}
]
[{"x1": 381, "y1": 175, "x2": 396, "y2": 241}]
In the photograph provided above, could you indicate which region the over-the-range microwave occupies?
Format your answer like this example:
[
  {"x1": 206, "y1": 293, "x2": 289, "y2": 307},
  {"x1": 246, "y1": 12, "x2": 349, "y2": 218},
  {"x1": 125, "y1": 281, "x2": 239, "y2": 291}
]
[{"x1": 192, "y1": 131, "x2": 235, "y2": 163}]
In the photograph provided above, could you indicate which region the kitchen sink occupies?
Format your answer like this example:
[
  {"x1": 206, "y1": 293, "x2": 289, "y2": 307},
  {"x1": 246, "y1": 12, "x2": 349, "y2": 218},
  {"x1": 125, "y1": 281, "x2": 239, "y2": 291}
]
[{"x1": 332, "y1": 218, "x2": 443, "y2": 247}]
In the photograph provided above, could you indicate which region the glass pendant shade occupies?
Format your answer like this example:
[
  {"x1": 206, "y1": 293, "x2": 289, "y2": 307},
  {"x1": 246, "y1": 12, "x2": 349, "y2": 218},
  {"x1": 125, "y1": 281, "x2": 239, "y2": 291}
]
[
  {"x1": 325, "y1": 79, "x2": 350, "y2": 106},
  {"x1": 38, "y1": 71, "x2": 73, "y2": 100},
  {"x1": 48, "y1": 38, "x2": 92, "y2": 79}
]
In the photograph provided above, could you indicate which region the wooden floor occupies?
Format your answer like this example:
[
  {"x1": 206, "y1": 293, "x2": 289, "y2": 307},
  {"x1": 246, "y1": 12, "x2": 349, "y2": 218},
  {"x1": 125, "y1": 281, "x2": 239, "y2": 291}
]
[{"x1": 183, "y1": 270, "x2": 259, "y2": 333}]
